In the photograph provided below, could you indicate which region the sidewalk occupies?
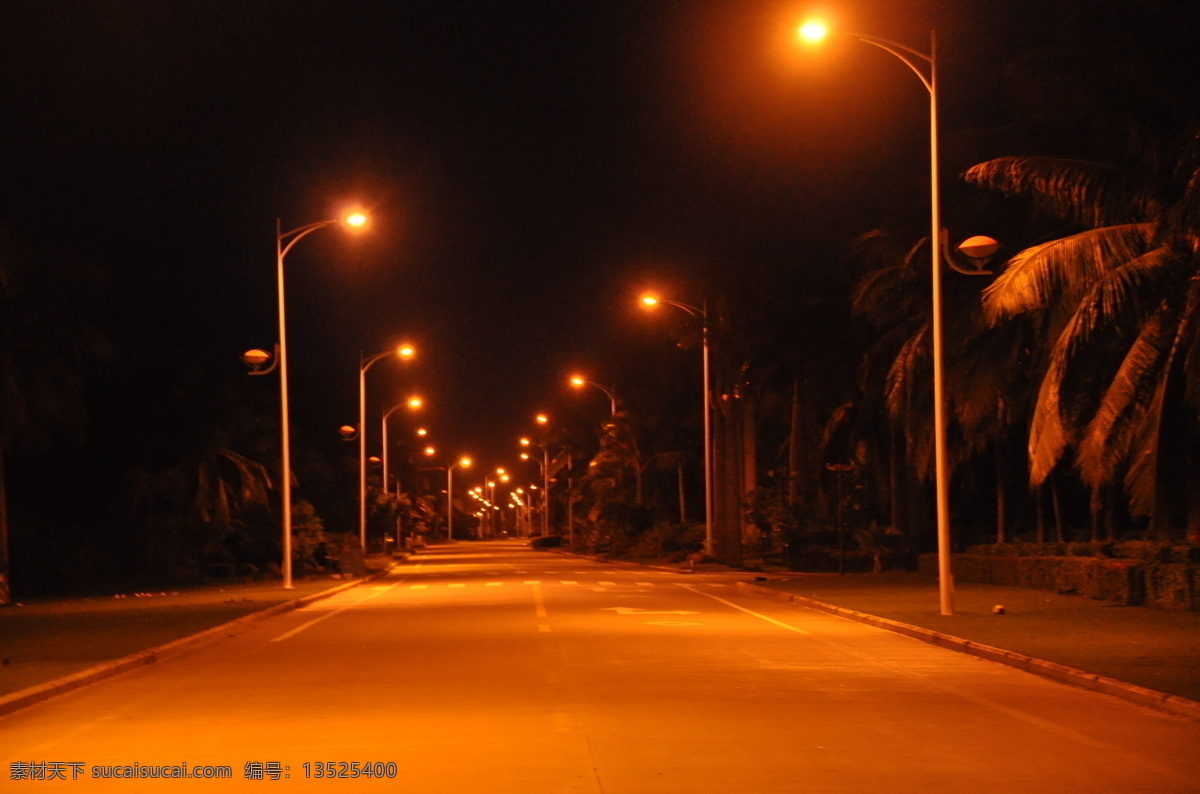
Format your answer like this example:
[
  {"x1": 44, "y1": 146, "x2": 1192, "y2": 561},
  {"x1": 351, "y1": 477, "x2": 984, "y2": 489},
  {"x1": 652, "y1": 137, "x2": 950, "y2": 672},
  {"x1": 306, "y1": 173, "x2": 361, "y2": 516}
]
[
  {"x1": 738, "y1": 571, "x2": 1200, "y2": 717},
  {"x1": 0, "y1": 561, "x2": 393, "y2": 715}
]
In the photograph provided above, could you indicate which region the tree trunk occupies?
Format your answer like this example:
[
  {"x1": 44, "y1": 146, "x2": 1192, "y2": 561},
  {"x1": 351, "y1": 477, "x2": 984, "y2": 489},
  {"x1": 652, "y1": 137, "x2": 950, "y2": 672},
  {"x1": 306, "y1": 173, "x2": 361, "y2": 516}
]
[
  {"x1": 712, "y1": 393, "x2": 744, "y2": 566},
  {"x1": 677, "y1": 461, "x2": 687, "y2": 524},
  {"x1": 0, "y1": 444, "x2": 9, "y2": 605},
  {"x1": 889, "y1": 424, "x2": 909, "y2": 540},
  {"x1": 995, "y1": 442, "x2": 1007, "y2": 544},
  {"x1": 741, "y1": 389, "x2": 757, "y2": 546},
  {"x1": 788, "y1": 378, "x2": 805, "y2": 507}
]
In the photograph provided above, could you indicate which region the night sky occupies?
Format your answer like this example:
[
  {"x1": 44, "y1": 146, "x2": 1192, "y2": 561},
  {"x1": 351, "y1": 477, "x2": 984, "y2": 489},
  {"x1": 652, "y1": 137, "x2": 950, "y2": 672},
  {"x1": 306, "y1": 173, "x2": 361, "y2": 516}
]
[{"x1": 2, "y1": 1, "x2": 1191, "y2": 507}]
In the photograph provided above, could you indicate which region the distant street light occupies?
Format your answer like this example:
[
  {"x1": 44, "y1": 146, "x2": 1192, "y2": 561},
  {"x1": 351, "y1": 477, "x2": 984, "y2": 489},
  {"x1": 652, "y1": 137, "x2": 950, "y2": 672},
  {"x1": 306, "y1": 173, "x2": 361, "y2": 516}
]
[
  {"x1": 640, "y1": 293, "x2": 713, "y2": 557},
  {"x1": 358, "y1": 344, "x2": 415, "y2": 553},
  {"x1": 520, "y1": 437, "x2": 551, "y2": 537},
  {"x1": 381, "y1": 396, "x2": 424, "y2": 496},
  {"x1": 800, "y1": 20, "x2": 955, "y2": 613},
  {"x1": 447, "y1": 456, "x2": 472, "y2": 541},
  {"x1": 569, "y1": 375, "x2": 618, "y2": 416},
  {"x1": 252, "y1": 210, "x2": 368, "y2": 589}
]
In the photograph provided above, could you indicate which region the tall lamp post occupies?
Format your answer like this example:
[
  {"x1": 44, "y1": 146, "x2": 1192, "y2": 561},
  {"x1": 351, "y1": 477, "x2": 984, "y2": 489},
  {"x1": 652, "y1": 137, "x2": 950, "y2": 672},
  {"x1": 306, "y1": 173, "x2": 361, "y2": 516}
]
[
  {"x1": 253, "y1": 211, "x2": 367, "y2": 589},
  {"x1": 640, "y1": 294, "x2": 713, "y2": 557},
  {"x1": 519, "y1": 438, "x2": 551, "y2": 537},
  {"x1": 381, "y1": 395, "x2": 423, "y2": 495},
  {"x1": 446, "y1": 456, "x2": 472, "y2": 541},
  {"x1": 358, "y1": 344, "x2": 415, "y2": 553},
  {"x1": 800, "y1": 20, "x2": 953, "y2": 614}
]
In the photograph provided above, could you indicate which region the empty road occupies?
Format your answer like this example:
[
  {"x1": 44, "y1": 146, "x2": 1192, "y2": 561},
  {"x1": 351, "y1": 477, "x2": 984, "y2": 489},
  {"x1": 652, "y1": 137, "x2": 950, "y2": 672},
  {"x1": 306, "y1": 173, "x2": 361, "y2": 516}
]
[{"x1": 3, "y1": 541, "x2": 1197, "y2": 792}]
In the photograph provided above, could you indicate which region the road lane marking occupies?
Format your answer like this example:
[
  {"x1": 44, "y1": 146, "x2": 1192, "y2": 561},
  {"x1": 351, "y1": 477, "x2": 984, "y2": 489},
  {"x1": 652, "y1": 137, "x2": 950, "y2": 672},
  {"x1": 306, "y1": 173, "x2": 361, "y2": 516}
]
[
  {"x1": 271, "y1": 582, "x2": 401, "y2": 642},
  {"x1": 635, "y1": 582, "x2": 653, "y2": 586},
  {"x1": 486, "y1": 582, "x2": 503, "y2": 586},
  {"x1": 561, "y1": 580, "x2": 577, "y2": 585},
  {"x1": 448, "y1": 583, "x2": 466, "y2": 588},
  {"x1": 602, "y1": 607, "x2": 698, "y2": 615},
  {"x1": 530, "y1": 581, "x2": 548, "y2": 619},
  {"x1": 598, "y1": 581, "x2": 616, "y2": 586},
  {"x1": 524, "y1": 580, "x2": 541, "y2": 585},
  {"x1": 676, "y1": 584, "x2": 810, "y2": 635}
]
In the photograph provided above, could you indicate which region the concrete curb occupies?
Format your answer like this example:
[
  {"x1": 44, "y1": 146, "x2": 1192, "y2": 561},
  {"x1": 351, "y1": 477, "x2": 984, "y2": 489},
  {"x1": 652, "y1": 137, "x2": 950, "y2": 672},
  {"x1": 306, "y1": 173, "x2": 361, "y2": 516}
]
[
  {"x1": 0, "y1": 565, "x2": 395, "y2": 718},
  {"x1": 736, "y1": 581, "x2": 1200, "y2": 723}
]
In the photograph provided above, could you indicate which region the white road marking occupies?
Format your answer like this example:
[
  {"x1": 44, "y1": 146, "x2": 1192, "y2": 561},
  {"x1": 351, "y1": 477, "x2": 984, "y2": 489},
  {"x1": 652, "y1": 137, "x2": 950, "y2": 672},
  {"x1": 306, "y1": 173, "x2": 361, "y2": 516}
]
[
  {"x1": 486, "y1": 582, "x2": 503, "y2": 587},
  {"x1": 676, "y1": 584, "x2": 810, "y2": 635},
  {"x1": 271, "y1": 582, "x2": 400, "y2": 642},
  {"x1": 602, "y1": 607, "x2": 699, "y2": 615},
  {"x1": 531, "y1": 581, "x2": 548, "y2": 619},
  {"x1": 448, "y1": 583, "x2": 466, "y2": 588}
]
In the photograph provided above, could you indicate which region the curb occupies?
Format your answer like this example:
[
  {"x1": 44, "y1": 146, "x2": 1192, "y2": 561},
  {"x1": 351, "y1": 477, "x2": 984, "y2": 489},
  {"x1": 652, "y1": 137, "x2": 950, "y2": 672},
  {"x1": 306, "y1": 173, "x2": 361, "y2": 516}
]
[
  {"x1": 0, "y1": 565, "x2": 395, "y2": 718},
  {"x1": 735, "y1": 581, "x2": 1200, "y2": 723}
]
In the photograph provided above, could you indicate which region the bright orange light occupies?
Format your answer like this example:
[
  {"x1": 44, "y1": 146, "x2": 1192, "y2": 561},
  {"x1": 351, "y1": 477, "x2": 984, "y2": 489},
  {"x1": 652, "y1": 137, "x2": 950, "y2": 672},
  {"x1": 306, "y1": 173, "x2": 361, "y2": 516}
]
[
  {"x1": 496, "y1": 468, "x2": 506, "y2": 475},
  {"x1": 416, "y1": 428, "x2": 428, "y2": 436},
  {"x1": 640, "y1": 295, "x2": 660, "y2": 307},
  {"x1": 520, "y1": 452, "x2": 530, "y2": 461},
  {"x1": 570, "y1": 376, "x2": 585, "y2": 387},
  {"x1": 520, "y1": 437, "x2": 531, "y2": 447},
  {"x1": 459, "y1": 457, "x2": 472, "y2": 468},
  {"x1": 500, "y1": 474, "x2": 510, "y2": 483},
  {"x1": 799, "y1": 20, "x2": 829, "y2": 42},
  {"x1": 407, "y1": 396, "x2": 423, "y2": 409},
  {"x1": 344, "y1": 211, "x2": 368, "y2": 228},
  {"x1": 424, "y1": 446, "x2": 436, "y2": 456},
  {"x1": 535, "y1": 413, "x2": 549, "y2": 425},
  {"x1": 397, "y1": 344, "x2": 416, "y2": 359}
]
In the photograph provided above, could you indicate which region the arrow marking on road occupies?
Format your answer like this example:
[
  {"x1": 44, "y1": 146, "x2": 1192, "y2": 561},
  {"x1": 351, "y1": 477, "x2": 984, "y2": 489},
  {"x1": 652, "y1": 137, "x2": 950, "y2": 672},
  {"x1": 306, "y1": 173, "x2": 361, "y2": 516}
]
[{"x1": 602, "y1": 607, "x2": 699, "y2": 615}]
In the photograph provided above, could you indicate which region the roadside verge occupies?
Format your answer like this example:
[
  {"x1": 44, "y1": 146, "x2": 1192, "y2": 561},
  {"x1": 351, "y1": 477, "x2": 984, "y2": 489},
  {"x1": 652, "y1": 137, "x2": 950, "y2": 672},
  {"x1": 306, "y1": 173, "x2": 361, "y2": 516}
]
[
  {"x1": 0, "y1": 566, "x2": 393, "y2": 718},
  {"x1": 736, "y1": 580, "x2": 1200, "y2": 722}
]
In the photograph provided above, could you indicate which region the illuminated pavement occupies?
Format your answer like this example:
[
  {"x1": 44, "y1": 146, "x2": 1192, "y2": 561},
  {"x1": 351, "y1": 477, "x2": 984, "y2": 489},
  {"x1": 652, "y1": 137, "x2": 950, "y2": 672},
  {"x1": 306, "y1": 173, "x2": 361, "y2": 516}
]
[{"x1": 2, "y1": 540, "x2": 1198, "y2": 792}]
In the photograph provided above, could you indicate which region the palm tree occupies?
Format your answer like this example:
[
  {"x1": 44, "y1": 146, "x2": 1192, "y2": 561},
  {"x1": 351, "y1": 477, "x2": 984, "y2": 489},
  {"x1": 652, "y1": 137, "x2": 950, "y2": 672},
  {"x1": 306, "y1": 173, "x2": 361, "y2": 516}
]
[{"x1": 965, "y1": 122, "x2": 1200, "y2": 541}]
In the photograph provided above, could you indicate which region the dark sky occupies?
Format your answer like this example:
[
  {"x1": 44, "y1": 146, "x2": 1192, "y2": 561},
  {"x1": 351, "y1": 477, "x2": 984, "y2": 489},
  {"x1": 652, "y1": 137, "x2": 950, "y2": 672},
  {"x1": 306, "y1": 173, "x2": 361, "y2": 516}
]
[{"x1": 2, "y1": 0, "x2": 1184, "y2": 486}]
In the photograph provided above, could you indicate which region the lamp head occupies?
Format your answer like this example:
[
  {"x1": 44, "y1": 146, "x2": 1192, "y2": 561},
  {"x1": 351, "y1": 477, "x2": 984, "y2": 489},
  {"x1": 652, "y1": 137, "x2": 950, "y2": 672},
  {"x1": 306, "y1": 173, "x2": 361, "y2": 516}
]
[
  {"x1": 407, "y1": 396, "x2": 423, "y2": 409},
  {"x1": 640, "y1": 294, "x2": 660, "y2": 308},
  {"x1": 535, "y1": 413, "x2": 549, "y2": 425},
  {"x1": 242, "y1": 348, "x2": 272, "y2": 372},
  {"x1": 799, "y1": 20, "x2": 829, "y2": 42},
  {"x1": 459, "y1": 457, "x2": 473, "y2": 468},
  {"x1": 424, "y1": 446, "x2": 436, "y2": 457},
  {"x1": 344, "y1": 211, "x2": 369, "y2": 229},
  {"x1": 338, "y1": 424, "x2": 357, "y2": 441},
  {"x1": 397, "y1": 344, "x2": 416, "y2": 359},
  {"x1": 520, "y1": 437, "x2": 531, "y2": 447},
  {"x1": 569, "y1": 376, "x2": 585, "y2": 388}
]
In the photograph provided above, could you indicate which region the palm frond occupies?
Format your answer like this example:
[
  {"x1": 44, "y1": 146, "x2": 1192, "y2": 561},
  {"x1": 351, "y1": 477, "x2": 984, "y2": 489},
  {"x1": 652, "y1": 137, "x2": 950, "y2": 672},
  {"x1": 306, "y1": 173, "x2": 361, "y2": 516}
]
[
  {"x1": 1075, "y1": 301, "x2": 1178, "y2": 488},
  {"x1": 963, "y1": 157, "x2": 1158, "y2": 227},
  {"x1": 982, "y1": 224, "x2": 1155, "y2": 323},
  {"x1": 1026, "y1": 331, "x2": 1076, "y2": 485}
]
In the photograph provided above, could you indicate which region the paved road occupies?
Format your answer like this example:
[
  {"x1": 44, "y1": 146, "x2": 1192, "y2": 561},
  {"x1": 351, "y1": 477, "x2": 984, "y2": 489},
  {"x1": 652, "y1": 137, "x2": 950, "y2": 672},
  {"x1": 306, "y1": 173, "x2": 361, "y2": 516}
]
[{"x1": 2, "y1": 541, "x2": 1197, "y2": 792}]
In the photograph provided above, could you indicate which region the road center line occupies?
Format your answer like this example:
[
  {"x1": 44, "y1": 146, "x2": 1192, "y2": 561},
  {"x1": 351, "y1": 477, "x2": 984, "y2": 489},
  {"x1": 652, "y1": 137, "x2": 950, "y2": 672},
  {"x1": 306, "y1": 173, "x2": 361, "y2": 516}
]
[
  {"x1": 530, "y1": 581, "x2": 548, "y2": 619},
  {"x1": 676, "y1": 583, "x2": 810, "y2": 635},
  {"x1": 270, "y1": 582, "x2": 400, "y2": 642}
]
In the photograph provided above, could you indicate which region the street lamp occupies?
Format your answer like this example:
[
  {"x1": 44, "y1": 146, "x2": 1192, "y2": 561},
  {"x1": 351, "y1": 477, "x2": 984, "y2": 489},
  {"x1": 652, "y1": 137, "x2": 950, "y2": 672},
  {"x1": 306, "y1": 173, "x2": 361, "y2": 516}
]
[
  {"x1": 381, "y1": 395, "x2": 423, "y2": 496},
  {"x1": 640, "y1": 294, "x2": 713, "y2": 557},
  {"x1": 359, "y1": 344, "x2": 416, "y2": 553},
  {"x1": 259, "y1": 211, "x2": 368, "y2": 589},
  {"x1": 519, "y1": 437, "x2": 551, "y2": 537},
  {"x1": 446, "y1": 456, "x2": 472, "y2": 541},
  {"x1": 569, "y1": 375, "x2": 618, "y2": 416},
  {"x1": 800, "y1": 20, "x2": 954, "y2": 614}
]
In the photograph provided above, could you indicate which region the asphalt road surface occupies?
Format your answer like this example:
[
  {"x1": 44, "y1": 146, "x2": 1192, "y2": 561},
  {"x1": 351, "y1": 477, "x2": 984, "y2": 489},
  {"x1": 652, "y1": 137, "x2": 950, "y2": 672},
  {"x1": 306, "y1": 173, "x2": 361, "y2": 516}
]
[{"x1": 2, "y1": 541, "x2": 1197, "y2": 792}]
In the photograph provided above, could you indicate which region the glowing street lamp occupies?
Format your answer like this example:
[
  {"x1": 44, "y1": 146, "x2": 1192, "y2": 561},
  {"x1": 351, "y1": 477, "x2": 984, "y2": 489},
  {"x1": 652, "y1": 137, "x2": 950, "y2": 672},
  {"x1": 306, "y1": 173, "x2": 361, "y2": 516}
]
[
  {"x1": 255, "y1": 210, "x2": 368, "y2": 589},
  {"x1": 800, "y1": 19, "x2": 954, "y2": 614},
  {"x1": 358, "y1": 344, "x2": 416, "y2": 552},
  {"x1": 640, "y1": 293, "x2": 713, "y2": 557}
]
